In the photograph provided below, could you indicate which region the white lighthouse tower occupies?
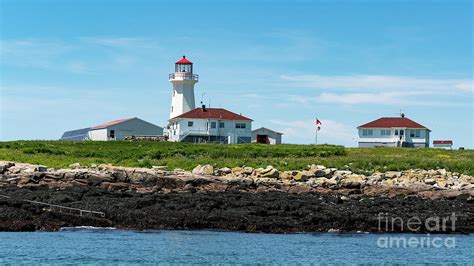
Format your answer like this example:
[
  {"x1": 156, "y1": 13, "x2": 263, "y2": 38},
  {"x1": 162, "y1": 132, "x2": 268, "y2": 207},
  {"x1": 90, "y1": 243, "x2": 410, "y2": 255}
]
[{"x1": 169, "y1": 56, "x2": 198, "y2": 119}]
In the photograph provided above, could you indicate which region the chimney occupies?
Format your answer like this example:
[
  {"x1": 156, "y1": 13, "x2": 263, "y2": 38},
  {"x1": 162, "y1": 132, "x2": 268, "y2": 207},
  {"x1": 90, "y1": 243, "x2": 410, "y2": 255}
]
[
  {"x1": 202, "y1": 104, "x2": 206, "y2": 111},
  {"x1": 401, "y1": 113, "x2": 405, "y2": 118}
]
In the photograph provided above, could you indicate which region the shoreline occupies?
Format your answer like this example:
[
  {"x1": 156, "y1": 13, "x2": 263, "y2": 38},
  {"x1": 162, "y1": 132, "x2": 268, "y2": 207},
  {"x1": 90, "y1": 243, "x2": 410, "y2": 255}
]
[{"x1": 1, "y1": 161, "x2": 473, "y2": 234}]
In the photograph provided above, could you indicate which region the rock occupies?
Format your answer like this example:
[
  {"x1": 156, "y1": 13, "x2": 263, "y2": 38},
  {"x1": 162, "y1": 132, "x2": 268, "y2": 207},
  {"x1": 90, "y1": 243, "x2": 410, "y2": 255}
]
[
  {"x1": 243, "y1": 167, "x2": 254, "y2": 175},
  {"x1": 385, "y1": 171, "x2": 402, "y2": 179},
  {"x1": 260, "y1": 167, "x2": 279, "y2": 178},
  {"x1": 69, "y1": 163, "x2": 81, "y2": 169},
  {"x1": 435, "y1": 180, "x2": 448, "y2": 188},
  {"x1": 152, "y1": 166, "x2": 168, "y2": 170},
  {"x1": 292, "y1": 171, "x2": 312, "y2": 182},
  {"x1": 218, "y1": 167, "x2": 232, "y2": 175},
  {"x1": 437, "y1": 169, "x2": 447, "y2": 177},
  {"x1": 231, "y1": 167, "x2": 243, "y2": 176},
  {"x1": 279, "y1": 171, "x2": 294, "y2": 180},
  {"x1": 0, "y1": 162, "x2": 15, "y2": 174},
  {"x1": 111, "y1": 170, "x2": 129, "y2": 182},
  {"x1": 192, "y1": 164, "x2": 214, "y2": 176},
  {"x1": 36, "y1": 165, "x2": 48, "y2": 172},
  {"x1": 424, "y1": 178, "x2": 436, "y2": 185},
  {"x1": 90, "y1": 164, "x2": 98, "y2": 168},
  {"x1": 382, "y1": 179, "x2": 395, "y2": 186},
  {"x1": 340, "y1": 174, "x2": 366, "y2": 188},
  {"x1": 334, "y1": 170, "x2": 352, "y2": 176},
  {"x1": 340, "y1": 195, "x2": 349, "y2": 201}
]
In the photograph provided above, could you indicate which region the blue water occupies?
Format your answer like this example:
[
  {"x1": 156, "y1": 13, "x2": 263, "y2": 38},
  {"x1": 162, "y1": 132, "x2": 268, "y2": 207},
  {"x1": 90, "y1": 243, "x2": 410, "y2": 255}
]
[{"x1": 0, "y1": 228, "x2": 472, "y2": 264}]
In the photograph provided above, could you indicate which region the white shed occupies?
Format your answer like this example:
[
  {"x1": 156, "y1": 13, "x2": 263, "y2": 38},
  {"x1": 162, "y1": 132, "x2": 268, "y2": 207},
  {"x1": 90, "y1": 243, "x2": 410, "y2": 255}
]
[
  {"x1": 251, "y1": 127, "x2": 283, "y2": 144},
  {"x1": 88, "y1": 117, "x2": 163, "y2": 141},
  {"x1": 61, "y1": 117, "x2": 163, "y2": 141}
]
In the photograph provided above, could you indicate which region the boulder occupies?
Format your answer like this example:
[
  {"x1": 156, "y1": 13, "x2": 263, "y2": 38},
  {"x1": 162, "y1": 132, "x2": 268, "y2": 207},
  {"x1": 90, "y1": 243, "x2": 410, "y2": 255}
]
[
  {"x1": 340, "y1": 174, "x2": 366, "y2": 188},
  {"x1": 424, "y1": 178, "x2": 436, "y2": 185},
  {"x1": 385, "y1": 171, "x2": 402, "y2": 179},
  {"x1": 260, "y1": 167, "x2": 279, "y2": 178},
  {"x1": 69, "y1": 163, "x2": 81, "y2": 169},
  {"x1": 192, "y1": 165, "x2": 214, "y2": 176},
  {"x1": 242, "y1": 167, "x2": 254, "y2": 175},
  {"x1": 0, "y1": 162, "x2": 15, "y2": 174},
  {"x1": 292, "y1": 171, "x2": 312, "y2": 182},
  {"x1": 231, "y1": 167, "x2": 243, "y2": 176},
  {"x1": 334, "y1": 170, "x2": 352, "y2": 176},
  {"x1": 218, "y1": 167, "x2": 232, "y2": 175}
]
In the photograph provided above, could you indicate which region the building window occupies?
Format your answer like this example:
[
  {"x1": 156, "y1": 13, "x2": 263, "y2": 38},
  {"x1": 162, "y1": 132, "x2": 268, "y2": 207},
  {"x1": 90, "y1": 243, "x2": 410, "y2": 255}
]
[
  {"x1": 210, "y1": 122, "x2": 216, "y2": 128},
  {"x1": 188, "y1": 121, "x2": 193, "y2": 127},
  {"x1": 109, "y1": 130, "x2": 115, "y2": 139},
  {"x1": 171, "y1": 106, "x2": 173, "y2": 112},
  {"x1": 395, "y1": 130, "x2": 399, "y2": 136},
  {"x1": 381, "y1": 129, "x2": 390, "y2": 136},
  {"x1": 400, "y1": 130, "x2": 404, "y2": 136},
  {"x1": 236, "y1": 123, "x2": 246, "y2": 129},
  {"x1": 219, "y1": 122, "x2": 225, "y2": 128},
  {"x1": 415, "y1": 130, "x2": 421, "y2": 137},
  {"x1": 362, "y1": 129, "x2": 367, "y2": 136},
  {"x1": 410, "y1": 130, "x2": 415, "y2": 137},
  {"x1": 173, "y1": 90, "x2": 175, "y2": 97}
]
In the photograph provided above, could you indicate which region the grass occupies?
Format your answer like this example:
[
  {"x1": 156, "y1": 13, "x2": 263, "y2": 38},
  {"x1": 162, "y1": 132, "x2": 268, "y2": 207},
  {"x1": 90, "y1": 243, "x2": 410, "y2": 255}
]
[{"x1": 0, "y1": 141, "x2": 473, "y2": 175}]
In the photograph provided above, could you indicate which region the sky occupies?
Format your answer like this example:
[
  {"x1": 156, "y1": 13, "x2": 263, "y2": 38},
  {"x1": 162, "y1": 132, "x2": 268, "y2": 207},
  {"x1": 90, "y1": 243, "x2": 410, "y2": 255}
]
[{"x1": 0, "y1": 0, "x2": 473, "y2": 147}]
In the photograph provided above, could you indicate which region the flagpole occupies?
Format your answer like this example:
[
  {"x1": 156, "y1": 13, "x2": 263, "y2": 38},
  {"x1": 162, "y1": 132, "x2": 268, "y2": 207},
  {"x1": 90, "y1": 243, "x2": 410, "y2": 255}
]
[{"x1": 315, "y1": 128, "x2": 318, "y2": 145}]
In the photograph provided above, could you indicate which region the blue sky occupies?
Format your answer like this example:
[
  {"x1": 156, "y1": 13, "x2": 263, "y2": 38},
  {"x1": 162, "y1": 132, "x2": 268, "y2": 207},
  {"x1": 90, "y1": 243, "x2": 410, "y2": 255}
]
[{"x1": 1, "y1": 0, "x2": 473, "y2": 147}]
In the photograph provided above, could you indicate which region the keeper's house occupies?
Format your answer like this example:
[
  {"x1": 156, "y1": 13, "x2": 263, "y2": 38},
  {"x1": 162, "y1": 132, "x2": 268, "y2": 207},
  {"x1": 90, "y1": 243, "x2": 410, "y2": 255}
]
[
  {"x1": 61, "y1": 117, "x2": 163, "y2": 141},
  {"x1": 168, "y1": 106, "x2": 252, "y2": 144},
  {"x1": 357, "y1": 114, "x2": 430, "y2": 148}
]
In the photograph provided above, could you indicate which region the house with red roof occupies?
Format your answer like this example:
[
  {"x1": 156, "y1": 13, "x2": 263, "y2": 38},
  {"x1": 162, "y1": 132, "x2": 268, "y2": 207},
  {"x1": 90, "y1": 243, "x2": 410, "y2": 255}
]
[
  {"x1": 167, "y1": 56, "x2": 253, "y2": 143},
  {"x1": 168, "y1": 106, "x2": 253, "y2": 143},
  {"x1": 61, "y1": 117, "x2": 163, "y2": 141},
  {"x1": 357, "y1": 114, "x2": 430, "y2": 148}
]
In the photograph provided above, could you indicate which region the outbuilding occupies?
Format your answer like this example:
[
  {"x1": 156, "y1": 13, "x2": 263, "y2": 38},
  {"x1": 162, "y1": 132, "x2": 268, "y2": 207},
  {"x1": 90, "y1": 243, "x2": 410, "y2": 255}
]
[
  {"x1": 251, "y1": 127, "x2": 283, "y2": 144},
  {"x1": 433, "y1": 140, "x2": 453, "y2": 149},
  {"x1": 61, "y1": 117, "x2": 163, "y2": 141}
]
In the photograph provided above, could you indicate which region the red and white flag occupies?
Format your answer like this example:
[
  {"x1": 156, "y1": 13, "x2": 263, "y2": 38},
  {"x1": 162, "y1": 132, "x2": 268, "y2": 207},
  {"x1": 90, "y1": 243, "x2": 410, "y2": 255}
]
[{"x1": 316, "y1": 118, "x2": 321, "y2": 131}]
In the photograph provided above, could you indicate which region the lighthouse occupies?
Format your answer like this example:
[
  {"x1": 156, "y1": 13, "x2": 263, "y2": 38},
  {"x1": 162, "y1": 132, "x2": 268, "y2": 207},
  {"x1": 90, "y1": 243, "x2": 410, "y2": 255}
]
[{"x1": 169, "y1": 56, "x2": 199, "y2": 119}]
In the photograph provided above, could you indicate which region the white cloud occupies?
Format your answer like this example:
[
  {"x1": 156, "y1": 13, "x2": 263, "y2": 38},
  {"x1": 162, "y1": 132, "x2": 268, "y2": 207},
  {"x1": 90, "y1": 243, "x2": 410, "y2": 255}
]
[
  {"x1": 281, "y1": 74, "x2": 473, "y2": 93},
  {"x1": 269, "y1": 119, "x2": 356, "y2": 146}
]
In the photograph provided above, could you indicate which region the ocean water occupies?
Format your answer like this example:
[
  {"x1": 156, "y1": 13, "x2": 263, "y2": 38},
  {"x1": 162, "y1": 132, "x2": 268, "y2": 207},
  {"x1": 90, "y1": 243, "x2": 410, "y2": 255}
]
[{"x1": 0, "y1": 228, "x2": 472, "y2": 264}]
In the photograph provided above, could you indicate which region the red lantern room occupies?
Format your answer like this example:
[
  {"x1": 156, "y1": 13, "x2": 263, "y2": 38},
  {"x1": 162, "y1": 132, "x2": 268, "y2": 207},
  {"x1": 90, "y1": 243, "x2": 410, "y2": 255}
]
[{"x1": 175, "y1": 56, "x2": 193, "y2": 73}]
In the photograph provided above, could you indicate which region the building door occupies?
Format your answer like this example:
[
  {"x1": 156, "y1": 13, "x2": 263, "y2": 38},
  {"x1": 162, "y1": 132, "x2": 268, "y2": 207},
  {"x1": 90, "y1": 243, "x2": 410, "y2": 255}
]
[{"x1": 257, "y1": 134, "x2": 269, "y2": 144}]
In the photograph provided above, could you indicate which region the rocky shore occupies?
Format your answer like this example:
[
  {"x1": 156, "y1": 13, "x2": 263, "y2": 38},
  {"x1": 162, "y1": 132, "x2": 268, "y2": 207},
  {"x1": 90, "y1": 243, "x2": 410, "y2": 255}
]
[{"x1": 1, "y1": 161, "x2": 473, "y2": 233}]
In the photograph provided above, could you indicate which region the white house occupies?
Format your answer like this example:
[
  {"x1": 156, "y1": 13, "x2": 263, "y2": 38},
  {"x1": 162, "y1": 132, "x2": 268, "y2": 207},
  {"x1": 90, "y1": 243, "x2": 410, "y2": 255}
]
[
  {"x1": 168, "y1": 106, "x2": 253, "y2": 143},
  {"x1": 61, "y1": 117, "x2": 163, "y2": 141},
  {"x1": 251, "y1": 127, "x2": 283, "y2": 144},
  {"x1": 357, "y1": 114, "x2": 430, "y2": 148},
  {"x1": 167, "y1": 56, "x2": 252, "y2": 143},
  {"x1": 433, "y1": 140, "x2": 453, "y2": 149}
]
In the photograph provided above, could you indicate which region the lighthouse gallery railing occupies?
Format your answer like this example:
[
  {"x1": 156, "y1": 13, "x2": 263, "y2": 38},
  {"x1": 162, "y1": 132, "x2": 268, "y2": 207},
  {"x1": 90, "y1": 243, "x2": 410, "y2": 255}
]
[{"x1": 169, "y1": 73, "x2": 199, "y2": 81}]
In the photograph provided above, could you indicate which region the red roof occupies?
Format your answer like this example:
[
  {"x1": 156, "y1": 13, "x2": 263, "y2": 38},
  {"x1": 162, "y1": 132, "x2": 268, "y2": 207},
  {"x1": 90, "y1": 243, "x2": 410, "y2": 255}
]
[
  {"x1": 176, "y1": 56, "x2": 192, "y2": 64},
  {"x1": 433, "y1": 140, "x2": 453, "y2": 145},
  {"x1": 358, "y1": 117, "x2": 429, "y2": 129},
  {"x1": 171, "y1": 108, "x2": 253, "y2": 121},
  {"x1": 93, "y1": 118, "x2": 132, "y2": 129}
]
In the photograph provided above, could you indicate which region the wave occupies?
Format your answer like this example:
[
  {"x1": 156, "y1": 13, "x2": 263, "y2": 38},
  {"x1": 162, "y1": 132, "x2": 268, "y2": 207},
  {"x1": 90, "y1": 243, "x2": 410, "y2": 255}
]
[{"x1": 60, "y1": 226, "x2": 117, "y2": 231}]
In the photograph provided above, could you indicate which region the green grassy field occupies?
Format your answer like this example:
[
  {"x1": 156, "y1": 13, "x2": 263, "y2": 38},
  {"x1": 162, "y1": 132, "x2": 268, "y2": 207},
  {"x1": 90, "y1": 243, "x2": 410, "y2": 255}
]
[{"x1": 0, "y1": 141, "x2": 473, "y2": 175}]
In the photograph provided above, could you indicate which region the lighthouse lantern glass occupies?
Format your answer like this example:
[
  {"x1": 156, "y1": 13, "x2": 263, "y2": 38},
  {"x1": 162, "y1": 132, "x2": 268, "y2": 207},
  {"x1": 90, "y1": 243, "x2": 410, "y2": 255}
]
[{"x1": 175, "y1": 63, "x2": 193, "y2": 73}]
